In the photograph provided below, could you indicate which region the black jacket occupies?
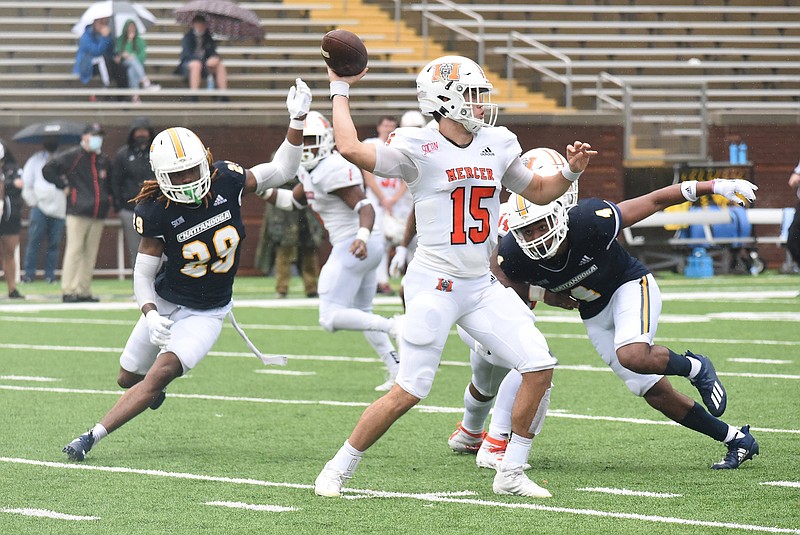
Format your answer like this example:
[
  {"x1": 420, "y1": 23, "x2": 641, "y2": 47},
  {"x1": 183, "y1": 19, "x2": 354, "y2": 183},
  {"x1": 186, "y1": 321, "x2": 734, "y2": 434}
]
[
  {"x1": 111, "y1": 117, "x2": 155, "y2": 211},
  {"x1": 43, "y1": 146, "x2": 112, "y2": 219},
  {"x1": 176, "y1": 30, "x2": 218, "y2": 72}
]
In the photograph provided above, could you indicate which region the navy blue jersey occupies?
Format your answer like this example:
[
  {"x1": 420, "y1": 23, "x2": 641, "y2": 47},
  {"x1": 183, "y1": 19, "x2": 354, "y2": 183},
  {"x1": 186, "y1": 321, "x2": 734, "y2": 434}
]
[
  {"x1": 133, "y1": 161, "x2": 247, "y2": 309},
  {"x1": 497, "y1": 198, "x2": 649, "y2": 319}
]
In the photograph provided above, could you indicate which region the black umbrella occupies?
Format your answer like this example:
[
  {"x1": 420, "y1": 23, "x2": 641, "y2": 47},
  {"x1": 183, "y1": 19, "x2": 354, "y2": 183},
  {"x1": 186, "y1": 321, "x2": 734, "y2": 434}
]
[{"x1": 13, "y1": 121, "x2": 85, "y2": 145}]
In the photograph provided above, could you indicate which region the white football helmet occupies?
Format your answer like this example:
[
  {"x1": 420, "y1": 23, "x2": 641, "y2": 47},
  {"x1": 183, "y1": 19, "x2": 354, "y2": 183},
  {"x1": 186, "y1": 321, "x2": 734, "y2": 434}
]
[
  {"x1": 521, "y1": 147, "x2": 578, "y2": 209},
  {"x1": 416, "y1": 55, "x2": 497, "y2": 133},
  {"x1": 400, "y1": 110, "x2": 426, "y2": 128},
  {"x1": 301, "y1": 111, "x2": 334, "y2": 170},
  {"x1": 506, "y1": 193, "x2": 568, "y2": 260},
  {"x1": 150, "y1": 127, "x2": 211, "y2": 204}
]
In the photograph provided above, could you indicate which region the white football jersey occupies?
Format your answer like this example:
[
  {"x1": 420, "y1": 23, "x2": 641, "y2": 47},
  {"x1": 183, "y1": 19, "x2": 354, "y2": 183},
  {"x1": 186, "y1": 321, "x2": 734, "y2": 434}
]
[
  {"x1": 299, "y1": 151, "x2": 368, "y2": 245},
  {"x1": 379, "y1": 126, "x2": 523, "y2": 277}
]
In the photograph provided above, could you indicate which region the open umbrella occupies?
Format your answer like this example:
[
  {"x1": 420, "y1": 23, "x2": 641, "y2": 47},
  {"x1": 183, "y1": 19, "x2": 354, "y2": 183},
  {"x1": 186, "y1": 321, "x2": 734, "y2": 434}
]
[
  {"x1": 71, "y1": 0, "x2": 157, "y2": 37},
  {"x1": 175, "y1": 0, "x2": 263, "y2": 40},
  {"x1": 12, "y1": 121, "x2": 85, "y2": 145}
]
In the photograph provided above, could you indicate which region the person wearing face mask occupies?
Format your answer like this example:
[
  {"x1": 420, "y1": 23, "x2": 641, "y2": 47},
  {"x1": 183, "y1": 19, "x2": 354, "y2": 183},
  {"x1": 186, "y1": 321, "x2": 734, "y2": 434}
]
[
  {"x1": 43, "y1": 122, "x2": 113, "y2": 302},
  {"x1": 21, "y1": 135, "x2": 67, "y2": 284},
  {"x1": 111, "y1": 117, "x2": 155, "y2": 268}
]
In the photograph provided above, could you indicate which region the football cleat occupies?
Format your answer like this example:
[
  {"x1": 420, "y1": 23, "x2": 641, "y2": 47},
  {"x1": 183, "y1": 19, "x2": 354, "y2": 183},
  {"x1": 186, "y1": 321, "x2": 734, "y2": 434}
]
[
  {"x1": 712, "y1": 425, "x2": 759, "y2": 470},
  {"x1": 150, "y1": 390, "x2": 166, "y2": 410},
  {"x1": 476, "y1": 435, "x2": 507, "y2": 469},
  {"x1": 448, "y1": 422, "x2": 485, "y2": 454},
  {"x1": 493, "y1": 465, "x2": 551, "y2": 498},
  {"x1": 314, "y1": 462, "x2": 352, "y2": 497},
  {"x1": 476, "y1": 436, "x2": 532, "y2": 470},
  {"x1": 687, "y1": 351, "x2": 727, "y2": 417},
  {"x1": 63, "y1": 431, "x2": 95, "y2": 462}
]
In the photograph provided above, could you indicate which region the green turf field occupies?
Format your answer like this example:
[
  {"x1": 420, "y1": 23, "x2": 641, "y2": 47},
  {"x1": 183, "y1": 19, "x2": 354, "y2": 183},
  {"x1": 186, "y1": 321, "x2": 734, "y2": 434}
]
[{"x1": 1, "y1": 274, "x2": 798, "y2": 534}]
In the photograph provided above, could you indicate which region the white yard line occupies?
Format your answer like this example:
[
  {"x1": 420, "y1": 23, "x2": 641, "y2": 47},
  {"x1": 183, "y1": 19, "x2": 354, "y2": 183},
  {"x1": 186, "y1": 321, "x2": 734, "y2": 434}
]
[
  {"x1": 728, "y1": 358, "x2": 793, "y2": 365},
  {"x1": 1, "y1": 384, "x2": 798, "y2": 434},
  {"x1": 0, "y1": 507, "x2": 99, "y2": 521},
  {"x1": 761, "y1": 481, "x2": 800, "y2": 489},
  {"x1": 2, "y1": 343, "x2": 800, "y2": 375},
  {"x1": 253, "y1": 370, "x2": 316, "y2": 376},
  {"x1": 0, "y1": 375, "x2": 59, "y2": 382},
  {"x1": 0, "y1": 457, "x2": 797, "y2": 534},
  {"x1": 204, "y1": 501, "x2": 297, "y2": 512},
  {"x1": 576, "y1": 487, "x2": 682, "y2": 498}
]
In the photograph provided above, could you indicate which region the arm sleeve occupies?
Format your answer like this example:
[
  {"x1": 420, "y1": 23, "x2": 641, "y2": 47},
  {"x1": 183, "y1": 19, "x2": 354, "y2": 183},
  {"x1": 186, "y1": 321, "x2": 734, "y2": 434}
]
[
  {"x1": 250, "y1": 139, "x2": 302, "y2": 195},
  {"x1": 373, "y1": 144, "x2": 418, "y2": 182},
  {"x1": 501, "y1": 157, "x2": 535, "y2": 195},
  {"x1": 133, "y1": 252, "x2": 161, "y2": 310}
]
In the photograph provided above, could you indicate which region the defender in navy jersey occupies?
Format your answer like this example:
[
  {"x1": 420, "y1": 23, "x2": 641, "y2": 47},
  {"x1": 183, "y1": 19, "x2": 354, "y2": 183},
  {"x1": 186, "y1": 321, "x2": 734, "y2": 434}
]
[
  {"x1": 454, "y1": 178, "x2": 762, "y2": 471},
  {"x1": 63, "y1": 79, "x2": 312, "y2": 462}
]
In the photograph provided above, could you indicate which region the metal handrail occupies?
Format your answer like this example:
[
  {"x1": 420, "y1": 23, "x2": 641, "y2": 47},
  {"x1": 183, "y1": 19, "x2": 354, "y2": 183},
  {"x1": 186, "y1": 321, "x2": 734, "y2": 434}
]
[
  {"x1": 419, "y1": 0, "x2": 484, "y2": 65},
  {"x1": 505, "y1": 31, "x2": 572, "y2": 108},
  {"x1": 596, "y1": 72, "x2": 714, "y2": 161}
]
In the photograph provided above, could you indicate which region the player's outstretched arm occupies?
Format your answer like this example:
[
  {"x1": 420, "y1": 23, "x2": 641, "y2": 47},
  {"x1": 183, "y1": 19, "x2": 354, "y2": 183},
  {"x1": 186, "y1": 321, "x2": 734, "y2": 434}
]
[
  {"x1": 617, "y1": 178, "x2": 757, "y2": 228},
  {"x1": 327, "y1": 67, "x2": 377, "y2": 173},
  {"x1": 244, "y1": 78, "x2": 311, "y2": 196}
]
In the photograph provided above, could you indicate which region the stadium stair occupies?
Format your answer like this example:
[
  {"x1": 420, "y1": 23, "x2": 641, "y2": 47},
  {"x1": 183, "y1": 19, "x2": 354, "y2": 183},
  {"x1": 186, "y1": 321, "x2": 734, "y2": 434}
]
[{"x1": 283, "y1": 0, "x2": 560, "y2": 114}]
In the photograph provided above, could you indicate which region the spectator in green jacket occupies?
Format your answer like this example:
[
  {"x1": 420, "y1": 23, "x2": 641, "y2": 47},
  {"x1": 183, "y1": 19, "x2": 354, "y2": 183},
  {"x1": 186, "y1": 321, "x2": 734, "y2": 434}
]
[{"x1": 116, "y1": 19, "x2": 159, "y2": 103}]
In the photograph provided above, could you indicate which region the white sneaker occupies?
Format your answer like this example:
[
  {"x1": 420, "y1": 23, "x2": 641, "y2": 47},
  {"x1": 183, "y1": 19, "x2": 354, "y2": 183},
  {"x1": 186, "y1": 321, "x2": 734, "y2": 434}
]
[
  {"x1": 314, "y1": 462, "x2": 351, "y2": 497},
  {"x1": 493, "y1": 465, "x2": 551, "y2": 498},
  {"x1": 374, "y1": 377, "x2": 395, "y2": 392},
  {"x1": 448, "y1": 422, "x2": 484, "y2": 454}
]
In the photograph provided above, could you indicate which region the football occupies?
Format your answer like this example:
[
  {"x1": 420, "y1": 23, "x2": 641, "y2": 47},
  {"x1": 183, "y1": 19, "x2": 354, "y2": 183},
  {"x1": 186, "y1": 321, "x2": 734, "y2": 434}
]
[{"x1": 321, "y1": 29, "x2": 368, "y2": 77}]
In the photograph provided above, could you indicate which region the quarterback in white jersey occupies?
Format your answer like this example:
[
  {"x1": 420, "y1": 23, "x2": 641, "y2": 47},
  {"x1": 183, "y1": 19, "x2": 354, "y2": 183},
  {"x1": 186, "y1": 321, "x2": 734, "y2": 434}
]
[
  {"x1": 314, "y1": 54, "x2": 596, "y2": 499},
  {"x1": 261, "y1": 111, "x2": 400, "y2": 391}
]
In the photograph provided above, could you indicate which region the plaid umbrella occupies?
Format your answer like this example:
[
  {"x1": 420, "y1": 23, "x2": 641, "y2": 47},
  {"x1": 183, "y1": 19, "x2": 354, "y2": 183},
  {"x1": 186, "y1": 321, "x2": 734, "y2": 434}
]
[{"x1": 175, "y1": 0, "x2": 263, "y2": 40}]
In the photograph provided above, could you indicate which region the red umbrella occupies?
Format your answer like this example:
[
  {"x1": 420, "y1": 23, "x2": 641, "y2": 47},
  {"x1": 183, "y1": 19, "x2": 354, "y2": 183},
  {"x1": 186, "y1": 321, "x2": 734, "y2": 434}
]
[{"x1": 175, "y1": 0, "x2": 263, "y2": 40}]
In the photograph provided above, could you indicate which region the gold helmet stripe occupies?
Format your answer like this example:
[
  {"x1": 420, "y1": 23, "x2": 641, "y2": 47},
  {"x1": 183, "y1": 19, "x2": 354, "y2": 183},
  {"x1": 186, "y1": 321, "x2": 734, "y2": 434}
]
[
  {"x1": 166, "y1": 128, "x2": 186, "y2": 159},
  {"x1": 515, "y1": 194, "x2": 529, "y2": 217}
]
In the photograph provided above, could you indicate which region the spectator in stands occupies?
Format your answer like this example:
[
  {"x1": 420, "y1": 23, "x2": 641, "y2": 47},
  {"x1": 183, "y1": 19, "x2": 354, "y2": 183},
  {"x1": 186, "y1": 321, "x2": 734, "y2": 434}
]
[
  {"x1": 111, "y1": 117, "x2": 155, "y2": 269},
  {"x1": 0, "y1": 140, "x2": 24, "y2": 299},
  {"x1": 177, "y1": 14, "x2": 228, "y2": 101},
  {"x1": 787, "y1": 161, "x2": 800, "y2": 268},
  {"x1": 115, "y1": 20, "x2": 160, "y2": 104},
  {"x1": 74, "y1": 17, "x2": 127, "y2": 94},
  {"x1": 43, "y1": 123, "x2": 113, "y2": 303},
  {"x1": 361, "y1": 115, "x2": 399, "y2": 295},
  {"x1": 256, "y1": 176, "x2": 323, "y2": 298},
  {"x1": 21, "y1": 135, "x2": 66, "y2": 284}
]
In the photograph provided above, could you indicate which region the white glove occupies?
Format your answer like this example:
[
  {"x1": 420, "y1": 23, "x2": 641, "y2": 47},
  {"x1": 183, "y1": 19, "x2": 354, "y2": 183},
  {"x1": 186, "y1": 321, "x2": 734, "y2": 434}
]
[
  {"x1": 286, "y1": 78, "x2": 312, "y2": 119},
  {"x1": 712, "y1": 179, "x2": 758, "y2": 207},
  {"x1": 389, "y1": 246, "x2": 408, "y2": 278},
  {"x1": 145, "y1": 309, "x2": 174, "y2": 348}
]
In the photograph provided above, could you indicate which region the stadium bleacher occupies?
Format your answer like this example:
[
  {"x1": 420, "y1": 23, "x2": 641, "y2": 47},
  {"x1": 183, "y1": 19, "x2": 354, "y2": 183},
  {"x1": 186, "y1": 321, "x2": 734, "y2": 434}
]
[{"x1": 0, "y1": 0, "x2": 798, "y2": 159}]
